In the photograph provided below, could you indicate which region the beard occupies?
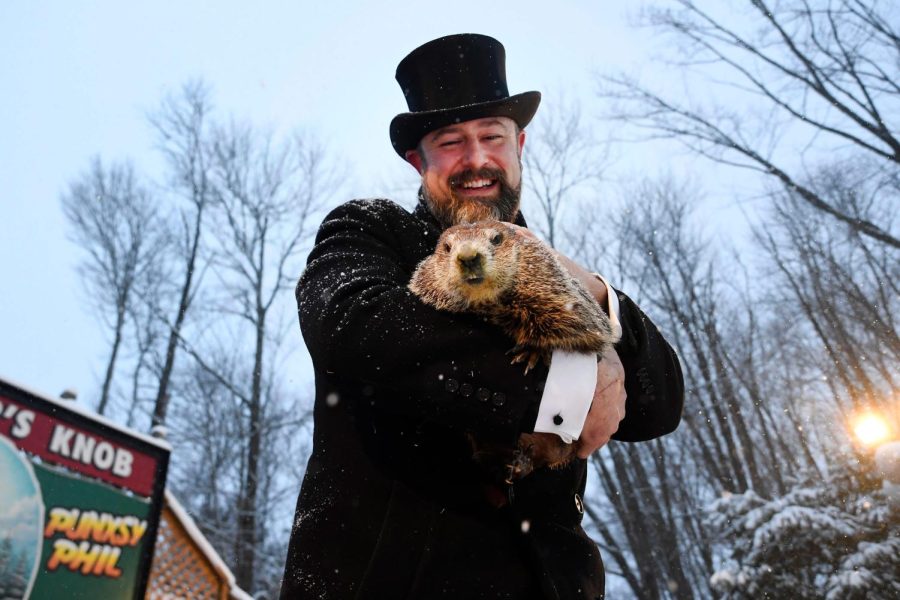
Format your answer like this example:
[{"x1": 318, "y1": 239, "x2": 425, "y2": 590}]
[{"x1": 421, "y1": 166, "x2": 521, "y2": 230}]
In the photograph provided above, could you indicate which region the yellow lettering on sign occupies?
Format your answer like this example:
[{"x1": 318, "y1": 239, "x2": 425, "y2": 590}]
[
  {"x1": 45, "y1": 539, "x2": 122, "y2": 578},
  {"x1": 129, "y1": 518, "x2": 147, "y2": 546},
  {"x1": 44, "y1": 508, "x2": 79, "y2": 538},
  {"x1": 71, "y1": 510, "x2": 98, "y2": 541}
]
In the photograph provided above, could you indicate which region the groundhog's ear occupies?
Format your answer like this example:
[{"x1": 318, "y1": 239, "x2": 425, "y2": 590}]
[{"x1": 405, "y1": 149, "x2": 424, "y2": 174}]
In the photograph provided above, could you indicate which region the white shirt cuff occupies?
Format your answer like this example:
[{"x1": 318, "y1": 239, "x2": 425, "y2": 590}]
[{"x1": 533, "y1": 350, "x2": 597, "y2": 443}]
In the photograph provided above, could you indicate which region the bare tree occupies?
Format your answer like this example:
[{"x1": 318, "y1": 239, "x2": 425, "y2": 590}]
[
  {"x1": 147, "y1": 79, "x2": 216, "y2": 429},
  {"x1": 61, "y1": 157, "x2": 164, "y2": 414},
  {"x1": 167, "y1": 353, "x2": 246, "y2": 556},
  {"x1": 542, "y1": 4, "x2": 900, "y2": 593},
  {"x1": 601, "y1": 0, "x2": 900, "y2": 249},
  {"x1": 61, "y1": 82, "x2": 331, "y2": 597},
  {"x1": 124, "y1": 256, "x2": 168, "y2": 428},
  {"x1": 175, "y1": 120, "x2": 337, "y2": 590},
  {"x1": 522, "y1": 96, "x2": 607, "y2": 248},
  {"x1": 167, "y1": 352, "x2": 314, "y2": 596},
  {"x1": 568, "y1": 174, "x2": 834, "y2": 598},
  {"x1": 753, "y1": 162, "x2": 899, "y2": 422}
]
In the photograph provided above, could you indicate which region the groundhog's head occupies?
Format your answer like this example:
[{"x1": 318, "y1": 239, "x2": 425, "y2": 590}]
[{"x1": 410, "y1": 221, "x2": 520, "y2": 310}]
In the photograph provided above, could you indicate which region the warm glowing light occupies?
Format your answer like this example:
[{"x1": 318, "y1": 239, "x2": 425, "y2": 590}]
[{"x1": 853, "y1": 412, "x2": 891, "y2": 447}]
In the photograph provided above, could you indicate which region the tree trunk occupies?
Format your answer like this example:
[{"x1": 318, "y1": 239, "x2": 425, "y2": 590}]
[
  {"x1": 97, "y1": 304, "x2": 126, "y2": 415},
  {"x1": 152, "y1": 204, "x2": 204, "y2": 428},
  {"x1": 234, "y1": 308, "x2": 265, "y2": 590}
]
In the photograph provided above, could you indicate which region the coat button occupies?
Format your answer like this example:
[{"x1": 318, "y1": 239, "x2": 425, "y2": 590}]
[
  {"x1": 574, "y1": 493, "x2": 584, "y2": 515},
  {"x1": 459, "y1": 383, "x2": 474, "y2": 397},
  {"x1": 445, "y1": 378, "x2": 459, "y2": 393},
  {"x1": 491, "y1": 392, "x2": 506, "y2": 407},
  {"x1": 477, "y1": 387, "x2": 491, "y2": 402}
]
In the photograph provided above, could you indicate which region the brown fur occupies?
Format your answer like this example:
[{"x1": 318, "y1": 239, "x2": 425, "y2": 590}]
[{"x1": 409, "y1": 221, "x2": 617, "y2": 481}]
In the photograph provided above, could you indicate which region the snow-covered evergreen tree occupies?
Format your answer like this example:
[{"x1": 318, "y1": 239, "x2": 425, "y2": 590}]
[
  {"x1": 0, "y1": 535, "x2": 28, "y2": 600},
  {"x1": 2, "y1": 552, "x2": 28, "y2": 600},
  {"x1": 706, "y1": 465, "x2": 899, "y2": 599},
  {"x1": 0, "y1": 537, "x2": 11, "y2": 598}
]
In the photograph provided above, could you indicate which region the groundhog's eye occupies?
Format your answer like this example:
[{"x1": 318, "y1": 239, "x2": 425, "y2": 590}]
[
  {"x1": 443, "y1": 242, "x2": 451, "y2": 253},
  {"x1": 490, "y1": 232, "x2": 503, "y2": 246}
]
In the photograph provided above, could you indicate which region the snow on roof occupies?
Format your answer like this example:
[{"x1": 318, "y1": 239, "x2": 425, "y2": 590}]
[
  {"x1": 0, "y1": 374, "x2": 171, "y2": 451},
  {"x1": 163, "y1": 489, "x2": 254, "y2": 600}
]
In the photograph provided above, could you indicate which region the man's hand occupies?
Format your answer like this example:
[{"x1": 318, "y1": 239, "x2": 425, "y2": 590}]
[
  {"x1": 576, "y1": 347, "x2": 626, "y2": 458},
  {"x1": 508, "y1": 224, "x2": 608, "y2": 307}
]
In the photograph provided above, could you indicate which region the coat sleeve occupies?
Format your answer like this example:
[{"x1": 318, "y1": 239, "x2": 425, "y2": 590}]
[
  {"x1": 611, "y1": 290, "x2": 685, "y2": 441},
  {"x1": 297, "y1": 199, "x2": 547, "y2": 441}
]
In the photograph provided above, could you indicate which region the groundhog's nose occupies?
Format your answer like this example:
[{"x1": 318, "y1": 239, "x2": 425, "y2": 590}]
[
  {"x1": 458, "y1": 252, "x2": 481, "y2": 270},
  {"x1": 456, "y1": 248, "x2": 484, "y2": 278}
]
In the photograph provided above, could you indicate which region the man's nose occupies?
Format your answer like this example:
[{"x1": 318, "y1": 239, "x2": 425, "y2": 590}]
[{"x1": 462, "y1": 140, "x2": 489, "y2": 169}]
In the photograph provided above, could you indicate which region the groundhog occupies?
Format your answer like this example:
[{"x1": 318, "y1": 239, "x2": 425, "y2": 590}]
[{"x1": 409, "y1": 220, "x2": 617, "y2": 482}]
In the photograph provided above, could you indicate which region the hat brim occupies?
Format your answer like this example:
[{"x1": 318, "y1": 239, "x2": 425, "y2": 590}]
[{"x1": 390, "y1": 91, "x2": 541, "y2": 158}]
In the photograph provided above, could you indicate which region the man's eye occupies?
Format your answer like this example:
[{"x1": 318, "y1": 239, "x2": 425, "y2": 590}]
[{"x1": 440, "y1": 139, "x2": 461, "y2": 147}]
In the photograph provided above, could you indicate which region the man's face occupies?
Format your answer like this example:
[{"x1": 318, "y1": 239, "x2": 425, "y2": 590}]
[{"x1": 406, "y1": 116, "x2": 526, "y2": 229}]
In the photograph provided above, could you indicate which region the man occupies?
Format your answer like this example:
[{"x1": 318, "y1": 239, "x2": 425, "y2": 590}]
[{"x1": 281, "y1": 34, "x2": 683, "y2": 599}]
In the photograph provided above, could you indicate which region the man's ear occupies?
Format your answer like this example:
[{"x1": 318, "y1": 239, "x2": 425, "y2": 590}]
[
  {"x1": 517, "y1": 128, "x2": 526, "y2": 159},
  {"x1": 405, "y1": 149, "x2": 424, "y2": 174}
]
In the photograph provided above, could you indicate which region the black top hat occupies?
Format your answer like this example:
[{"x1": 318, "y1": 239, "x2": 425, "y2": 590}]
[{"x1": 390, "y1": 33, "x2": 541, "y2": 158}]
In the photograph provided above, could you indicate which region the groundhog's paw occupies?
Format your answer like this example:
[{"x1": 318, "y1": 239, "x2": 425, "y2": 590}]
[
  {"x1": 505, "y1": 446, "x2": 535, "y2": 483},
  {"x1": 507, "y1": 345, "x2": 548, "y2": 374}
]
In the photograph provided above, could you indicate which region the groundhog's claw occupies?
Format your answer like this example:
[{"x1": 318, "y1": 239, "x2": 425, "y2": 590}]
[
  {"x1": 507, "y1": 345, "x2": 526, "y2": 364},
  {"x1": 505, "y1": 446, "x2": 535, "y2": 483},
  {"x1": 507, "y1": 346, "x2": 547, "y2": 374}
]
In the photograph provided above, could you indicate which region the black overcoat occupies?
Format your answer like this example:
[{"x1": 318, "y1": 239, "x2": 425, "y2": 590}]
[{"x1": 280, "y1": 198, "x2": 684, "y2": 600}]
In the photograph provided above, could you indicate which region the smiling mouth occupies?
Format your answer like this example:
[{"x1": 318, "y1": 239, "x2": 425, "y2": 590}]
[{"x1": 454, "y1": 178, "x2": 497, "y2": 192}]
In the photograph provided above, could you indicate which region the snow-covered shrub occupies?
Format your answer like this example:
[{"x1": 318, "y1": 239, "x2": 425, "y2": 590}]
[{"x1": 705, "y1": 467, "x2": 899, "y2": 599}]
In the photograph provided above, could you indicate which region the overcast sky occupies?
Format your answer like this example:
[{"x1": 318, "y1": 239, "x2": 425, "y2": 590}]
[{"x1": 0, "y1": 1, "x2": 744, "y2": 409}]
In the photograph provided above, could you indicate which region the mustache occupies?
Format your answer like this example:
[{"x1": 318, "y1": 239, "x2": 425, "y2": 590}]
[
  {"x1": 421, "y1": 171, "x2": 521, "y2": 230},
  {"x1": 448, "y1": 167, "x2": 507, "y2": 188}
]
